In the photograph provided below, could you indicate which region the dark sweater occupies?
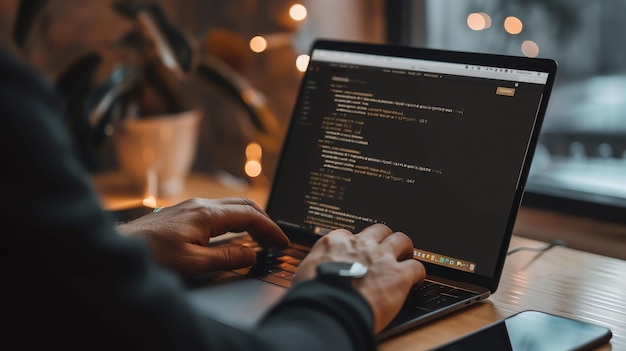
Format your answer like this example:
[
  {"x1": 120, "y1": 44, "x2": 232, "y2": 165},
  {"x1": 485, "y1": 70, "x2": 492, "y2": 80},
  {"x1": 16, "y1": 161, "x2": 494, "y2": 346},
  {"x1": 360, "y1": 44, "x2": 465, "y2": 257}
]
[{"x1": 1, "y1": 47, "x2": 375, "y2": 351}]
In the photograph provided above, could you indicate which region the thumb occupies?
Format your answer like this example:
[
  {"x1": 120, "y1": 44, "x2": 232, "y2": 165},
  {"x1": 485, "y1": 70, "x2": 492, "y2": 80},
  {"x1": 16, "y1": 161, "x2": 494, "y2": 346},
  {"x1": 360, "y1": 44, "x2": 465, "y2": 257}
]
[{"x1": 195, "y1": 245, "x2": 257, "y2": 271}]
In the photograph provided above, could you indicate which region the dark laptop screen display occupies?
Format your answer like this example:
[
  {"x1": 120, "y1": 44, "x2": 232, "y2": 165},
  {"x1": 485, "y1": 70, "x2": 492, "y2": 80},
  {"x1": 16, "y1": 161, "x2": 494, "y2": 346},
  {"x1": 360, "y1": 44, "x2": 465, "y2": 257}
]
[{"x1": 266, "y1": 46, "x2": 550, "y2": 278}]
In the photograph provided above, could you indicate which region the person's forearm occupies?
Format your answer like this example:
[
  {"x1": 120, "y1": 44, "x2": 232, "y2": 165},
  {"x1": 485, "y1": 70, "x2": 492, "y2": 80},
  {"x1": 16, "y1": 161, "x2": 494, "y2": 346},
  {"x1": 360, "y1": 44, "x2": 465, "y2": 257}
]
[{"x1": 255, "y1": 280, "x2": 377, "y2": 351}]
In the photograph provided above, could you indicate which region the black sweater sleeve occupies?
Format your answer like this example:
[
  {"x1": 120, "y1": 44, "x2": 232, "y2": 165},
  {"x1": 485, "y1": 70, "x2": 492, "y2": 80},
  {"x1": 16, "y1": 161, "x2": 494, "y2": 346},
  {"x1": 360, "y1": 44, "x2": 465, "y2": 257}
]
[{"x1": 1, "y1": 47, "x2": 375, "y2": 351}]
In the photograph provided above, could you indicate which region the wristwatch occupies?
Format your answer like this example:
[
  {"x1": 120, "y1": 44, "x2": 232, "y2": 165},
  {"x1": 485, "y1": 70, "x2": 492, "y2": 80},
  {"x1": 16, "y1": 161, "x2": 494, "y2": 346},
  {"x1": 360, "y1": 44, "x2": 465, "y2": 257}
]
[{"x1": 316, "y1": 261, "x2": 368, "y2": 281}]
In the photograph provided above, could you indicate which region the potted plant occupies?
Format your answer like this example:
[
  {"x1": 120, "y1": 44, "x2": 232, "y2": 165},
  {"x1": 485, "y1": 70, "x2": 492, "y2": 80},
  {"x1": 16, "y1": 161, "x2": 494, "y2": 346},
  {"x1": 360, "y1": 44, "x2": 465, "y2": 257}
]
[{"x1": 19, "y1": 0, "x2": 283, "y2": 195}]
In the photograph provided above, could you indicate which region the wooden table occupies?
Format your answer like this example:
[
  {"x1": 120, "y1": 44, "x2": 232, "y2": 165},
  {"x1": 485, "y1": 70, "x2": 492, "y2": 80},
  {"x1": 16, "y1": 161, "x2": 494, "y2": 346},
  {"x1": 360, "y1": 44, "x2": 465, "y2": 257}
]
[
  {"x1": 380, "y1": 237, "x2": 625, "y2": 351},
  {"x1": 94, "y1": 172, "x2": 626, "y2": 350}
]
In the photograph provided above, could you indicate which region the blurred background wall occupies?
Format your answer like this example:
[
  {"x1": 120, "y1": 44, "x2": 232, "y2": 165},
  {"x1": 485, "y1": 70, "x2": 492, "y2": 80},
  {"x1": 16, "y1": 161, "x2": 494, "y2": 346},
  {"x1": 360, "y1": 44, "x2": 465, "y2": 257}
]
[{"x1": 10, "y1": 0, "x2": 385, "y2": 183}]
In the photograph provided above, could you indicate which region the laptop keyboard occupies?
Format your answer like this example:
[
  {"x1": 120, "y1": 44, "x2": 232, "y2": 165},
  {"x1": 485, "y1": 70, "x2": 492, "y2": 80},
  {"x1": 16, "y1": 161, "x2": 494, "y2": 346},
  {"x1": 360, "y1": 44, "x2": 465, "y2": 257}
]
[
  {"x1": 230, "y1": 236, "x2": 309, "y2": 288},
  {"x1": 227, "y1": 235, "x2": 479, "y2": 314}
]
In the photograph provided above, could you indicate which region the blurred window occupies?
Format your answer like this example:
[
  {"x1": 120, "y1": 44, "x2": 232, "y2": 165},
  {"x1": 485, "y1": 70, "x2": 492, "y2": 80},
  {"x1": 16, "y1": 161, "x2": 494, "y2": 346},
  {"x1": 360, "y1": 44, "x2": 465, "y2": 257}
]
[{"x1": 402, "y1": 0, "x2": 626, "y2": 221}]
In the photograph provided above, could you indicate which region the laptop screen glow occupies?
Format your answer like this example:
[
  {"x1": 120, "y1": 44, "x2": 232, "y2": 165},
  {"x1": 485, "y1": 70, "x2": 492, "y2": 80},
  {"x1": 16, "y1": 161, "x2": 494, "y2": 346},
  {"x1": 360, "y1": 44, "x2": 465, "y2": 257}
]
[{"x1": 267, "y1": 45, "x2": 551, "y2": 279}]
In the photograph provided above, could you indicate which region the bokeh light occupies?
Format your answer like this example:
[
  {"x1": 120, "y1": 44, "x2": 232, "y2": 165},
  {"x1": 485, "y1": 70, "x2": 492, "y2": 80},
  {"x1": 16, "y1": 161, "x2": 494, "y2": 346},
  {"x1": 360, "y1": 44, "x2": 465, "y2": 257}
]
[
  {"x1": 143, "y1": 196, "x2": 157, "y2": 208},
  {"x1": 296, "y1": 54, "x2": 310, "y2": 72},
  {"x1": 504, "y1": 16, "x2": 523, "y2": 34},
  {"x1": 521, "y1": 40, "x2": 539, "y2": 57},
  {"x1": 249, "y1": 35, "x2": 268, "y2": 53},
  {"x1": 246, "y1": 142, "x2": 262, "y2": 159},
  {"x1": 467, "y1": 12, "x2": 491, "y2": 31},
  {"x1": 245, "y1": 160, "x2": 263, "y2": 178},
  {"x1": 289, "y1": 4, "x2": 307, "y2": 21}
]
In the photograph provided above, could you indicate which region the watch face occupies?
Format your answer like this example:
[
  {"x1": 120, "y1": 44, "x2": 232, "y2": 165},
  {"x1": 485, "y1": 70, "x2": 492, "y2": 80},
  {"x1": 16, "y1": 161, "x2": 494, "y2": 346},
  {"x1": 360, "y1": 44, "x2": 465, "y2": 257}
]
[{"x1": 317, "y1": 261, "x2": 368, "y2": 278}]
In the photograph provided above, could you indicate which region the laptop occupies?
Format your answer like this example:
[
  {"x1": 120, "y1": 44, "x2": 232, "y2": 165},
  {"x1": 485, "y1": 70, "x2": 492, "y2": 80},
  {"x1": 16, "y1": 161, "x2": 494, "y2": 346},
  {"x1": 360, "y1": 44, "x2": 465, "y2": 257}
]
[{"x1": 185, "y1": 39, "x2": 557, "y2": 340}]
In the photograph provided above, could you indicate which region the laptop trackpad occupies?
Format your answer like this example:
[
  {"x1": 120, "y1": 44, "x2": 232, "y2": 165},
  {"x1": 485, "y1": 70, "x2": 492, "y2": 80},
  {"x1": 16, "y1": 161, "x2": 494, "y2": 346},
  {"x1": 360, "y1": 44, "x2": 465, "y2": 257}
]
[{"x1": 186, "y1": 272, "x2": 286, "y2": 329}]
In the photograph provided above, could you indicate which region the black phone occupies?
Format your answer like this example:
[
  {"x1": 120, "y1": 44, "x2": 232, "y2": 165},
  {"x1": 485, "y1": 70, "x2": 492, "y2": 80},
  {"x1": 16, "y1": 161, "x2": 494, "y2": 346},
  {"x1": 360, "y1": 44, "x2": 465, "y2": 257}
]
[{"x1": 430, "y1": 310, "x2": 612, "y2": 351}]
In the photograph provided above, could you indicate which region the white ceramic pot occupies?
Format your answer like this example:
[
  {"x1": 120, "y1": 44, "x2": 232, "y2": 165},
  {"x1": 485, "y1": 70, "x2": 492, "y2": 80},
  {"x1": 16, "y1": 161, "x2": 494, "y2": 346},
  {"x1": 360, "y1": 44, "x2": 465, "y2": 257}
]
[{"x1": 114, "y1": 109, "x2": 202, "y2": 197}]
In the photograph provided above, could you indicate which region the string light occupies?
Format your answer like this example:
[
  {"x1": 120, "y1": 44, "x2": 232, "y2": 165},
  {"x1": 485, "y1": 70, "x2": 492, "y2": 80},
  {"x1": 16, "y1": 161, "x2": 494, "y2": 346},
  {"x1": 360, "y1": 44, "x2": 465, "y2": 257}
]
[
  {"x1": 289, "y1": 4, "x2": 307, "y2": 21},
  {"x1": 249, "y1": 35, "x2": 268, "y2": 53},
  {"x1": 504, "y1": 16, "x2": 523, "y2": 35},
  {"x1": 143, "y1": 195, "x2": 157, "y2": 208},
  {"x1": 467, "y1": 12, "x2": 491, "y2": 31},
  {"x1": 521, "y1": 40, "x2": 539, "y2": 57},
  {"x1": 246, "y1": 142, "x2": 262, "y2": 159},
  {"x1": 244, "y1": 142, "x2": 263, "y2": 178},
  {"x1": 249, "y1": 4, "x2": 308, "y2": 74},
  {"x1": 296, "y1": 54, "x2": 310, "y2": 72},
  {"x1": 249, "y1": 33, "x2": 294, "y2": 53},
  {"x1": 468, "y1": 12, "x2": 532, "y2": 58},
  {"x1": 244, "y1": 160, "x2": 262, "y2": 178}
]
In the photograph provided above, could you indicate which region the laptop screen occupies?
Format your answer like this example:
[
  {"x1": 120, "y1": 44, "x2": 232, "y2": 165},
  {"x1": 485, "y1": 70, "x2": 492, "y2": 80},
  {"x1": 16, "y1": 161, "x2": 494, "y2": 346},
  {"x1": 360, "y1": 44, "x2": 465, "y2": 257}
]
[{"x1": 266, "y1": 40, "x2": 556, "y2": 281}]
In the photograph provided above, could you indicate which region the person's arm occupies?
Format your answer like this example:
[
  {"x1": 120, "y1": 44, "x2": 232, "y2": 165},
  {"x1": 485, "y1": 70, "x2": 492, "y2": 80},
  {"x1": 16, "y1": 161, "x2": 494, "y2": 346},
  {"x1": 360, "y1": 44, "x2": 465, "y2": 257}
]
[
  {"x1": 256, "y1": 224, "x2": 427, "y2": 349},
  {"x1": 3, "y1": 47, "x2": 407, "y2": 351},
  {"x1": 116, "y1": 197, "x2": 289, "y2": 276},
  {"x1": 292, "y1": 224, "x2": 426, "y2": 333},
  {"x1": 257, "y1": 279, "x2": 377, "y2": 350}
]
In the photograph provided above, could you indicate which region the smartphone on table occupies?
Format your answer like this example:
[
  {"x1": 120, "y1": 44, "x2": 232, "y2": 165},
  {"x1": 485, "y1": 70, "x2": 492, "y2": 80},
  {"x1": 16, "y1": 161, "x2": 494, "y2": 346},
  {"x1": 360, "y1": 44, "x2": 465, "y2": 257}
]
[{"x1": 430, "y1": 310, "x2": 612, "y2": 351}]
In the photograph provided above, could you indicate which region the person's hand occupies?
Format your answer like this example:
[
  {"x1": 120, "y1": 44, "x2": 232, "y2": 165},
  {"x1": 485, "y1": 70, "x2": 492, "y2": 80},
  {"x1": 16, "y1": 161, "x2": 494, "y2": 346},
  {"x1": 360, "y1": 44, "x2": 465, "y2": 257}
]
[
  {"x1": 293, "y1": 224, "x2": 426, "y2": 333},
  {"x1": 116, "y1": 197, "x2": 289, "y2": 276}
]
